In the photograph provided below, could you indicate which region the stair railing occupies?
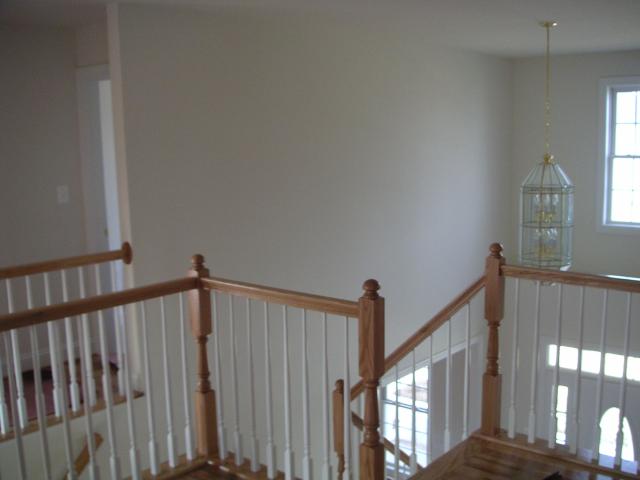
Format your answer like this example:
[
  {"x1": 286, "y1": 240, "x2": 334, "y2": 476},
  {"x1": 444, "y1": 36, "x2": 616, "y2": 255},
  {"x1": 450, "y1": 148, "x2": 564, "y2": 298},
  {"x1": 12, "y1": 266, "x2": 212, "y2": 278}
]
[
  {"x1": 479, "y1": 243, "x2": 640, "y2": 478},
  {"x1": 0, "y1": 243, "x2": 133, "y2": 433},
  {"x1": 349, "y1": 274, "x2": 486, "y2": 478},
  {"x1": 196, "y1": 257, "x2": 385, "y2": 480},
  {"x1": 0, "y1": 270, "x2": 198, "y2": 479}
]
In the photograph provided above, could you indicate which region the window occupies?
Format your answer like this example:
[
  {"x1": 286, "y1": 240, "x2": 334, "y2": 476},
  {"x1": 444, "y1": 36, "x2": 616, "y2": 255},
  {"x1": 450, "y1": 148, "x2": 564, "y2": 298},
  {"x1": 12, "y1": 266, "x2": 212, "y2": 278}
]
[
  {"x1": 600, "y1": 78, "x2": 640, "y2": 231},
  {"x1": 599, "y1": 407, "x2": 635, "y2": 462},
  {"x1": 382, "y1": 366, "x2": 429, "y2": 476},
  {"x1": 547, "y1": 344, "x2": 640, "y2": 382},
  {"x1": 554, "y1": 385, "x2": 569, "y2": 445}
]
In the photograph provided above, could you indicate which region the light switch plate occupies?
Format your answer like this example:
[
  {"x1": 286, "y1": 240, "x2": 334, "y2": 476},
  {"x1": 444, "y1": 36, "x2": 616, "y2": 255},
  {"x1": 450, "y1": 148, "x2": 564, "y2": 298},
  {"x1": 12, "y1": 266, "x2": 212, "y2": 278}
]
[{"x1": 57, "y1": 185, "x2": 69, "y2": 204}]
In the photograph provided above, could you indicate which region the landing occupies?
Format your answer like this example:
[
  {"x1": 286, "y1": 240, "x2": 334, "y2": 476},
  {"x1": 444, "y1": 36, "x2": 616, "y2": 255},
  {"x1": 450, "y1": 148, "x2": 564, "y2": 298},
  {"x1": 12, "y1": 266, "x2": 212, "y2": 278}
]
[{"x1": 412, "y1": 434, "x2": 634, "y2": 480}]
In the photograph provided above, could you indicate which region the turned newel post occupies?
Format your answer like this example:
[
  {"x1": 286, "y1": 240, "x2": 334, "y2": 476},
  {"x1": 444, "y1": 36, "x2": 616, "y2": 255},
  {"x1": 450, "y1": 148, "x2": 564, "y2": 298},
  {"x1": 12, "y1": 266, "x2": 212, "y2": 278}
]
[
  {"x1": 481, "y1": 243, "x2": 506, "y2": 436},
  {"x1": 358, "y1": 279, "x2": 385, "y2": 480},
  {"x1": 187, "y1": 254, "x2": 218, "y2": 458}
]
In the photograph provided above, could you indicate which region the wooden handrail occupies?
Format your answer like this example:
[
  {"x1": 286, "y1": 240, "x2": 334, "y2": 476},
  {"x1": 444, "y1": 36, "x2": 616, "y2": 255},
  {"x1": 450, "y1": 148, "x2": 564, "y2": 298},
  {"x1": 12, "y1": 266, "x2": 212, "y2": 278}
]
[
  {"x1": 66, "y1": 433, "x2": 103, "y2": 478},
  {"x1": 0, "y1": 277, "x2": 197, "y2": 332},
  {"x1": 201, "y1": 276, "x2": 359, "y2": 317},
  {"x1": 502, "y1": 265, "x2": 640, "y2": 293},
  {"x1": 350, "y1": 275, "x2": 485, "y2": 400},
  {"x1": 0, "y1": 242, "x2": 133, "y2": 279}
]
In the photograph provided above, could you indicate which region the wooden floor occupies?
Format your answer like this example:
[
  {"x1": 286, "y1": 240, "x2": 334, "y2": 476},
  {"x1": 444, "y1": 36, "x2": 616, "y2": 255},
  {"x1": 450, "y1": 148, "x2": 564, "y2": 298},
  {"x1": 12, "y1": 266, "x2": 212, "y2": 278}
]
[
  {"x1": 178, "y1": 465, "x2": 235, "y2": 479},
  {"x1": 413, "y1": 434, "x2": 636, "y2": 480},
  {"x1": 176, "y1": 459, "x2": 286, "y2": 479}
]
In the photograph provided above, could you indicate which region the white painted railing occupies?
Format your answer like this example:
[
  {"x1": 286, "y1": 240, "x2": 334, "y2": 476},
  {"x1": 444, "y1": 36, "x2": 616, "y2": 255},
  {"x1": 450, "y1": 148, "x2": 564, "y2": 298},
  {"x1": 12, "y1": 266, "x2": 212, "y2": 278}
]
[
  {"x1": 0, "y1": 244, "x2": 132, "y2": 432},
  {"x1": 0, "y1": 272, "x2": 200, "y2": 480},
  {"x1": 500, "y1": 265, "x2": 640, "y2": 476},
  {"x1": 207, "y1": 287, "x2": 358, "y2": 480}
]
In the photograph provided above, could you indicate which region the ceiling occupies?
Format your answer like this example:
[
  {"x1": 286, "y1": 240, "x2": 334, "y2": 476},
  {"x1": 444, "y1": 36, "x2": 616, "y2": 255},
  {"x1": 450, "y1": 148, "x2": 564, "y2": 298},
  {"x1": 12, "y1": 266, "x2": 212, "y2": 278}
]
[{"x1": 1, "y1": 0, "x2": 640, "y2": 57}]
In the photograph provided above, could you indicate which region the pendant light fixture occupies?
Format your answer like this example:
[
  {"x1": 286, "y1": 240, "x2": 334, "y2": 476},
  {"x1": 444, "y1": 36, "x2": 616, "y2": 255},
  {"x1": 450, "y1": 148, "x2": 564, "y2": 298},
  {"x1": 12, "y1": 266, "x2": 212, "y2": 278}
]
[{"x1": 519, "y1": 21, "x2": 574, "y2": 270}]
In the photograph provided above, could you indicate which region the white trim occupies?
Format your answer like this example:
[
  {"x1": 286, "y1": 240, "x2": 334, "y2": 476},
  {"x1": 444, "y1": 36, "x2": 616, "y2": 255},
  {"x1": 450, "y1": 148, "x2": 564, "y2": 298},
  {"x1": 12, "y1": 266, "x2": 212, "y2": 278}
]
[{"x1": 597, "y1": 76, "x2": 640, "y2": 235}]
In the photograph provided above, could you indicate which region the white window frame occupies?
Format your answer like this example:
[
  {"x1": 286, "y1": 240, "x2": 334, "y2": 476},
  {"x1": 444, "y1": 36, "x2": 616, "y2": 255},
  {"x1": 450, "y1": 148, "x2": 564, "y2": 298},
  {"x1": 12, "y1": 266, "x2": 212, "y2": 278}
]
[{"x1": 598, "y1": 76, "x2": 640, "y2": 234}]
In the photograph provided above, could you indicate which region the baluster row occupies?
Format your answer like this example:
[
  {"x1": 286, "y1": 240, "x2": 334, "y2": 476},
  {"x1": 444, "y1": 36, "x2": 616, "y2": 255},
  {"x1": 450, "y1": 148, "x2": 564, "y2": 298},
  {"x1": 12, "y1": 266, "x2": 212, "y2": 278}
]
[
  {"x1": 0, "y1": 288, "x2": 198, "y2": 480},
  {"x1": 505, "y1": 278, "x2": 637, "y2": 470},
  {"x1": 378, "y1": 301, "x2": 475, "y2": 479},
  {"x1": 210, "y1": 290, "x2": 356, "y2": 480}
]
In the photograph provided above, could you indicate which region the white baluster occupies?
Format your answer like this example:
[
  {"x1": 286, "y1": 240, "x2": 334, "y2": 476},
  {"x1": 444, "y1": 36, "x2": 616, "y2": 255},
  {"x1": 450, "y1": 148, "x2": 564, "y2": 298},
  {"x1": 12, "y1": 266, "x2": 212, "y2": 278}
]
[
  {"x1": 179, "y1": 293, "x2": 195, "y2": 461},
  {"x1": 78, "y1": 267, "x2": 97, "y2": 406},
  {"x1": 321, "y1": 313, "x2": 331, "y2": 480},
  {"x1": 228, "y1": 295, "x2": 243, "y2": 466},
  {"x1": 393, "y1": 364, "x2": 399, "y2": 480},
  {"x1": 160, "y1": 297, "x2": 177, "y2": 468},
  {"x1": 569, "y1": 286, "x2": 585, "y2": 455},
  {"x1": 3, "y1": 333, "x2": 26, "y2": 479},
  {"x1": 427, "y1": 335, "x2": 433, "y2": 465},
  {"x1": 140, "y1": 301, "x2": 159, "y2": 475},
  {"x1": 283, "y1": 305, "x2": 293, "y2": 480},
  {"x1": 43, "y1": 273, "x2": 63, "y2": 418},
  {"x1": 6, "y1": 279, "x2": 28, "y2": 429},
  {"x1": 301, "y1": 309, "x2": 311, "y2": 480},
  {"x1": 462, "y1": 302, "x2": 471, "y2": 440},
  {"x1": 508, "y1": 279, "x2": 520, "y2": 439},
  {"x1": 110, "y1": 262, "x2": 125, "y2": 396},
  {"x1": 120, "y1": 303, "x2": 140, "y2": 479},
  {"x1": 592, "y1": 290, "x2": 608, "y2": 462},
  {"x1": 54, "y1": 321, "x2": 77, "y2": 479},
  {"x1": 528, "y1": 281, "x2": 541, "y2": 444},
  {"x1": 410, "y1": 349, "x2": 417, "y2": 473},
  {"x1": 379, "y1": 382, "x2": 385, "y2": 456},
  {"x1": 548, "y1": 284, "x2": 563, "y2": 448},
  {"x1": 212, "y1": 293, "x2": 227, "y2": 460},
  {"x1": 77, "y1": 319, "x2": 98, "y2": 480},
  {"x1": 0, "y1": 333, "x2": 8, "y2": 435},
  {"x1": 614, "y1": 293, "x2": 632, "y2": 468},
  {"x1": 29, "y1": 325, "x2": 52, "y2": 479},
  {"x1": 61, "y1": 270, "x2": 81, "y2": 412},
  {"x1": 95, "y1": 265, "x2": 122, "y2": 479},
  {"x1": 263, "y1": 302, "x2": 275, "y2": 478},
  {"x1": 246, "y1": 299, "x2": 258, "y2": 472},
  {"x1": 343, "y1": 316, "x2": 351, "y2": 479},
  {"x1": 444, "y1": 319, "x2": 452, "y2": 451}
]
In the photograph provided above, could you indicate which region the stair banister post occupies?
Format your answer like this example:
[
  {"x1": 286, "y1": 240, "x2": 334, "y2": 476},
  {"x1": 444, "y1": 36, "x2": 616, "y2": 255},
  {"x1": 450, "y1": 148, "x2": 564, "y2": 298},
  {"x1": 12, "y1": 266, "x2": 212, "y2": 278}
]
[
  {"x1": 358, "y1": 279, "x2": 385, "y2": 480},
  {"x1": 481, "y1": 243, "x2": 506, "y2": 436},
  {"x1": 187, "y1": 254, "x2": 219, "y2": 459}
]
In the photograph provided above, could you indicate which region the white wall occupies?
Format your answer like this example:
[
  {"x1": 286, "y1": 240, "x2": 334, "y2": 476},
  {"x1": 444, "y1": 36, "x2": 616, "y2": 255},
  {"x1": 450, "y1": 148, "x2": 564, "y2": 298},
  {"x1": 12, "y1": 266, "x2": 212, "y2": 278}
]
[
  {"x1": 76, "y1": 22, "x2": 109, "y2": 67},
  {"x1": 510, "y1": 50, "x2": 640, "y2": 277},
  {"x1": 112, "y1": 4, "x2": 512, "y2": 350},
  {"x1": 0, "y1": 25, "x2": 86, "y2": 267},
  {"x1": 106, "y1": 5, "x2": 512, "y2": 476}
]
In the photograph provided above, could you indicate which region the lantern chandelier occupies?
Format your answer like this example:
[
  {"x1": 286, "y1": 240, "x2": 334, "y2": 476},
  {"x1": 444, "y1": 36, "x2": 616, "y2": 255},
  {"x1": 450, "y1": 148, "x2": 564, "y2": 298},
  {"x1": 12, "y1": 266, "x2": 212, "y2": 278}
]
[{"x1": 519, "y1": 21, "x2": 574, "y2": 270}]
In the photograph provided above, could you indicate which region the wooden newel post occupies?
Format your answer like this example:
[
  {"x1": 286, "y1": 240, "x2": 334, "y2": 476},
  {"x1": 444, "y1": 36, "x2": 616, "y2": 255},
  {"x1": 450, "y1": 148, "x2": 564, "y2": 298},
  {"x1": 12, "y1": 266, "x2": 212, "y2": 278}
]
[
  {"x1": 481, "y1": 243, "x2": 506, "y2": 436},
  {"x1": 358, "y1": 279, "x2": 385, "y2": 480},
  {"x1": 187, "y1": 254, "x2": 218, "y2": 459}
]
